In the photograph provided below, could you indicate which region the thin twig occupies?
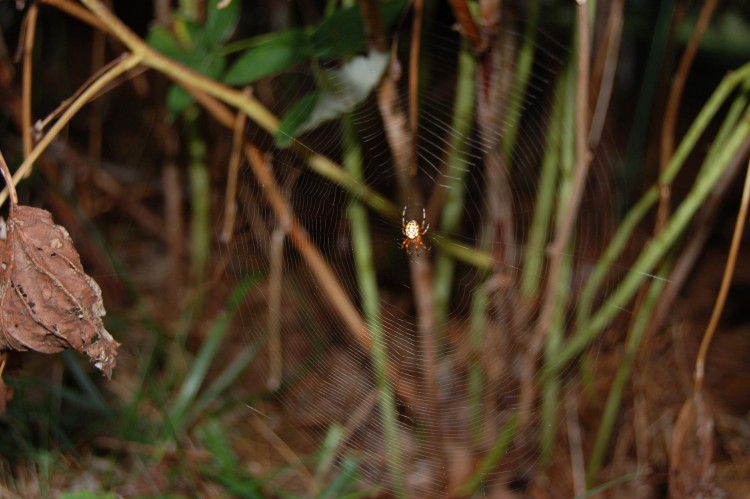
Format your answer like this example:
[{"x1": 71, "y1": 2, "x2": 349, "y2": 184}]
[
  {"x1": 42, "y1": 0, "x2": 110, "y2": 33},
  {"x1": 646, "y1": 137, "x2": 750, "y2": 344},
  {"x1": 21, "y1": 3, "x2": 39, "y2": 160},
  {"x1": 534, "y1": 0, "x2": 592, "y2": 356},
  {"x1": 250, "y1": 411, "x2": 317, "y2": 493},
  {"x1": 220, "y1": 88, "x2": 250, "y2": 243},
  {"x1": 245, "y1": 144, "x2": 371, "y2": 353},
  {"x1": 173, "y1": 77, "x2": 422, "y2": 408},
  {"x1": 0, "y1": 150, "x2": 18, "y2": 206},
  {"x1": 588, "y1": 0, "x2": 624, "y2": 148},
  {"x1": 694, "y1": 153, "x2": 750, "y2": 394},
  {"x1": 658, "y1": 0, "x2": 718, "y2": 230},
  {"x1": 0, "y1": 53, "x2": 141, "y2": 208},
  {"x1": 408, "y1": 0, "x2": 422, "y2": 180},
  {"x1": 267, "y1": 211, "x2": 287, "y2": 391}
]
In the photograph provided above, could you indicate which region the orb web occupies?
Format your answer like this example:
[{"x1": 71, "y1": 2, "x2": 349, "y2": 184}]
[{"x1": 219, "y1": 9, "x2": 626, "y2": 497}]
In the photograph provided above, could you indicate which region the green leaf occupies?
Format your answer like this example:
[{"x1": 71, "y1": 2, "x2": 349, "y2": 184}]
[
  {"x1": 276, "y1": 51, "x2": 389, "y2": 147},
  {"x1": 205, "y1": 0, "x2": 240, "y2": 48},
  {"x1": 165, "y1": 52, "x2": 226, "y2": 114},
  {"x1": 167, "y1": 85, "x2": 195, "y2": 114},
  {"x1": 224, "y1": 29, "x2": 311, "y2": 85},
  {"x1": 199, "y1": 419, "x2": 239, "y2": 478},
  {"x1": 147, "y1": 25, "x2": 183, "y2": 60},
  {"x1": 276, "y1": 92, "x2": 319, "y2": 148},
  {"x1": 311, "y1": 0, "x2": 407, "y2": 59}
]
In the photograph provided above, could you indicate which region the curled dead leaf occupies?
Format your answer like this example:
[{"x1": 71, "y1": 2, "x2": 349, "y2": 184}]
[{"x1": 0, "y1": 206, "x2": 119, "y2": 377}]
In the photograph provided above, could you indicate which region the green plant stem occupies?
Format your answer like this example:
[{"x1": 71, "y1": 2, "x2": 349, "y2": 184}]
[
  {"x1": 500, "y1": 0, "x2": 539, "y2": 166},
  {"x1": 540, "y1": 247, "x2": 572, "y2": 464},
  {"x1": 342, "y1": 116, "x2": 406, "y2": 498},
  {"x1": 433, "y1": 36, "x2": 475, "y2": 338},
  {"x1": 520, "y1": 64, "x2": 566, "y2": 298},
  {"x1": 538, "y1": 60, "x2": 575, "y2": 458},
  {"x1": 185, "y1": 107, "x2": 211, "y2": 295},
  {"x1": 547, "y1": 106, "x2": 750, "y2": 379},
  {"x1": 586, "y1": 261, "x2": 669, "y2": 484},
  {"x1": 577, "y1": 61, "x2": 750, "y2": 324}
]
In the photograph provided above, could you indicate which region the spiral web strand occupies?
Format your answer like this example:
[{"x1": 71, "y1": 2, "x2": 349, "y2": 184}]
[{"x1": 219, "y1": 9, "x2": 627, "y2": 497}]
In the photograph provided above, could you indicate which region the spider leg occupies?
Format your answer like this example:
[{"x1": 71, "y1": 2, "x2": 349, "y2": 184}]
[
  {"x1": 402, "y1": 238, "x2": 411, "y2": 253},
  {"x1": 402, "y1": 205, "x2": 407, "y2": 228}
]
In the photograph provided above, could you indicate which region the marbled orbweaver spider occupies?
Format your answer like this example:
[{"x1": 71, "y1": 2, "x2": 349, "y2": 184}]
[{"x1": 402, "y1": 206, "x2": 429, "y2": 254}]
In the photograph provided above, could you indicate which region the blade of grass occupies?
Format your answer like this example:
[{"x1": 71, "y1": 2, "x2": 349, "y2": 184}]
[
  {"x1": 61, "y1": 351, "x2": 112, "y2": 416},
  {"x1": 586, "y1": 260, "x2": 669, "y2": 483},
  {"x1": 313, "y1": 424, "x2": 344, "y2": 485},
  {"x1": 169, "y1": 273, "x2": 261, "y2": 432},
  {"x1": 184, "y1": 336, "x2": 264, "y2": 427},
  {"x1": 620, "y1": 0, "x2": 675, "y2": 208}
]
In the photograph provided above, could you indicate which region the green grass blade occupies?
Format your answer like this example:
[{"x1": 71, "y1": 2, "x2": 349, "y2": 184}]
[{"x1": 169, "y1": 273, "x2": 261, "y2": 432}]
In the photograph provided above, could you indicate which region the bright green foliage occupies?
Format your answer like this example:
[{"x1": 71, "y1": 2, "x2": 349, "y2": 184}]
[
  {"x1": 223, "y1": 29, "x2": 312, "y2": 86},
  {"x1": 147, "y1": 0, "x2": 239, "y2": 115}
]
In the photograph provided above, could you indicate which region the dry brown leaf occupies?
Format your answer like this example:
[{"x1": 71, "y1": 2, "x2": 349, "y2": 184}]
[{"x1": 0, "y1": 205, "x2": 119, "y2": 377}]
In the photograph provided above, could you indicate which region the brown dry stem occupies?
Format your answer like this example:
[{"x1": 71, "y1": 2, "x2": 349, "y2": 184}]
[
  {"x1": 447, "y1": 0, "x2": 486, "y2": 52},
  {"x1": 658, "y1": 0, "x2": 718, "y2": 231},
  {"x1": 0, "y1": 53, "x2": 141, "y2": 207},
  {"x1": 694, "y1": 154, "x2": 750, "y2": 394},
  {"x1": 220, "y1": 88, "x2": 250, "y2": 244},
  {"x1": 20, "y1": 3, "x2": 38, "y2": 161}
]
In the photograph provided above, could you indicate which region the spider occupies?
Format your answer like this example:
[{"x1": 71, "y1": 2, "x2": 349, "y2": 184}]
[{"x1": 401, "y1": 206, "x2": 429, "y2": 254}]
